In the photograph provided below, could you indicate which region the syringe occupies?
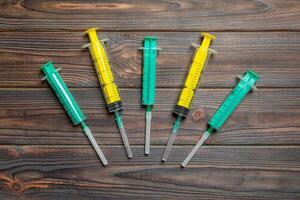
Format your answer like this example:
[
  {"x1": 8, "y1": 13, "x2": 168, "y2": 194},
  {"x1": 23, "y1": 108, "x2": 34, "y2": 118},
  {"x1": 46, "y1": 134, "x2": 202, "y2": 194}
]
[
  {"x1": 181, "y1": 70, "x2": 260, "y2": 167},
  {"x1": 162, "y1": 33, "x2": 217, "y2": 161},
  {"x1": 41, "y1": 61, "x2": 108, "y2": 166},
  {"x1": 139, "y1": 36, "x2": 159, "y2": 155},
  {"x1": 83, "y1": 28, "x2": 133, "y2": 158}
]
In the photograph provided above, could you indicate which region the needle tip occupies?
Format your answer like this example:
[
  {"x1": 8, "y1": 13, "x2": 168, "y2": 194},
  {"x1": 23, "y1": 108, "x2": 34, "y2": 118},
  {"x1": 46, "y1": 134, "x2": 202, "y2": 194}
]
[
  {"x1": 82, "y1": 125, "x2": 109, "y2": 166},
  {"x1": 103, "y1": 161, "x2": 109, "y2": 166},
  {"x1": 161, "y1": 131, "x2": 177, "y2": 162},
  {"x1": 145, "y1": 110, "x2": 151, "y2": 156}
]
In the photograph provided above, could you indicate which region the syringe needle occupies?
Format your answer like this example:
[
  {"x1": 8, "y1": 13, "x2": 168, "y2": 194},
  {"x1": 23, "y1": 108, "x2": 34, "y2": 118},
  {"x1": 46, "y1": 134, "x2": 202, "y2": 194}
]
[
  {"x1": 82, "y1": 125, "x2": 108, "y2": 166},
  {"x1": 181, "y1": 131, "x2": 210, "y2": 168},
  {"x1": 115, "y1": 111, "x2": 133, "y2": 158},
  {"x1": 145, "y1": 108, "x2": 152, "y2": 155},
  {"x1": 161, "y1": 130, "x2": 176, "y2": 161},
  {"x1": 162, "y1": 116, "x2": 182, "y2": 161}
]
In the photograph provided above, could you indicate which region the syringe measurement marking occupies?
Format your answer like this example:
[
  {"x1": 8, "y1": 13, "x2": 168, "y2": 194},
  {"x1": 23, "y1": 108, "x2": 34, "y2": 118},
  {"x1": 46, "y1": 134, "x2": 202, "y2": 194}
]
[{"x1": 211, "y1": 80, "x2": 246, "y2": 125}]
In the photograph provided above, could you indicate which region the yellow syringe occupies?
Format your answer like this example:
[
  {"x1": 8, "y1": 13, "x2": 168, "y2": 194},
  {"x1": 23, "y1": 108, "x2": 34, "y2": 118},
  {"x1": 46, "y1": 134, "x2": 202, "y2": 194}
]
[
  {"x1": 84, "y1": 28, "x2": 133, "y2": 158},
  {"x1": 162, "y1": 33, "x2": 216, "y2": 161}
]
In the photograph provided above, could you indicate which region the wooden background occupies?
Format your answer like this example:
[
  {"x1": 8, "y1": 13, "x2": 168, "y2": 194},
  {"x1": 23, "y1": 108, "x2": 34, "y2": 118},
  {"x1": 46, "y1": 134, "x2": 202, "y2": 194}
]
[{"x1": 0, "y1": 0, "x2": 300, "y2": 199}]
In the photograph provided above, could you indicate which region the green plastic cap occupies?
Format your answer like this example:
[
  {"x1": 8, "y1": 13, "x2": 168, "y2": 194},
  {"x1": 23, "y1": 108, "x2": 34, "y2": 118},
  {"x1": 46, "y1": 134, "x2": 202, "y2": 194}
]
[
  {"x1": 208, "y1": 70, "x2": 260, "y2": 132},
  {"x1": 41, "y1": 62, "x2": 86, "y2": 126},
  {"x1": 142, "y1": 36, "x2": 157, "y2": 106}
]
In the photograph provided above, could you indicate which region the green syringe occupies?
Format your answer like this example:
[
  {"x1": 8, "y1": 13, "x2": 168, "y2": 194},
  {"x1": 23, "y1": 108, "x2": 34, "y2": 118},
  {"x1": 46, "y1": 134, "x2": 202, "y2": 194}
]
[
  {"x1": 41, "y1": 61, "x2": 108, "y2": 166},
  {"x1": 181, "y1": 70, "x2": 260, "y2": 167},
  {"x1": 139, "y1": 36, "x2": 159, "y2": 155}
]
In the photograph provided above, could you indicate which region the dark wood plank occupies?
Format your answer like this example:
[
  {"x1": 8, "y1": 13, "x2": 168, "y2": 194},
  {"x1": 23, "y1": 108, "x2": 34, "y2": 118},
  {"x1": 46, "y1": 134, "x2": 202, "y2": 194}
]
[
  {"x1": 0, "y1": 0, "x2": 299, "y2": 31},
  {"x1": 0, "y1": 88, "x2": 299, "y2": 145},
  {"x1": 0, "y1": 32, "x2": 299, "y2": 88},
  {"x1": 0, "y1": 146, "x2": 299, "y2": 200}
]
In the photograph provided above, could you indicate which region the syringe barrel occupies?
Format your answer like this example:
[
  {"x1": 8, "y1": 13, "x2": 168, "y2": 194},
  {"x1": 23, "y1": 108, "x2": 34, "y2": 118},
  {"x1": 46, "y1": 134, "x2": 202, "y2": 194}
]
[
  {"x1": 142, "y1": 36, "x2": 157, "y2": 106},
  {"x1": 174, "y1": 33, "x2": 216, "y2": 116},
  {"x1": 84, "y1": 28, "x2": 123, "y2": 112},
  {"x1": 208, "y1": 70, "x2": 260, "y2": 131},
  {"x1": 41, "y1": 62, "x2": 86, "y2": 125}
]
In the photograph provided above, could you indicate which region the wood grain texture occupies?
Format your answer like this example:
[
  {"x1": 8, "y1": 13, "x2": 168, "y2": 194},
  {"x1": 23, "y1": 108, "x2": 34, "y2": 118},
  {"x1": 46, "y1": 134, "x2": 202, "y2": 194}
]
[
  {"x1": 0, "y1": 88, "x2": 299, "y2": 145},
  {"x1": 0, "y1": 31, "x2": 299, "y2": 88},
  {"x1": 0, "y1": 146, "x2": 299, "y2": 200},
  {"x1": 0, "y1": 0, "x2": 299, "y2": 31},
  {"x1": 0, "y1": 0, "x2": 299, "y2": 199}
]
